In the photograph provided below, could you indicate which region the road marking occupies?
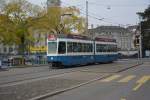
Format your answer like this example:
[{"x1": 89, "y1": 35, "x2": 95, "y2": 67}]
[
  {"x1": 101, "y1": 75, "x2": 121, "y2": 82},
  {"x1": 133, "y1": 75, "x2": 150, "y2": 91},
  {"x1": 121, "y1": 98, "x2": 126, "y2": 100},
  {"x1": 118, "y1": 75, "x2": 136, "y2": 83},
  {"x1": 133, "y1": 83, "x2": 143, "y2": 91}
]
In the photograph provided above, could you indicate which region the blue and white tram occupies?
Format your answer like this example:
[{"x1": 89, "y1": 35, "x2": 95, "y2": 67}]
[{"x1": 47, "y1": 34, "x2": 118, "y2": 67}]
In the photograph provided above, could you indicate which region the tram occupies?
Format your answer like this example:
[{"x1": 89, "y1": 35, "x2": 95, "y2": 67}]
[{"x1": 47, "y1": 34, "x2": 118, "y2": 67}]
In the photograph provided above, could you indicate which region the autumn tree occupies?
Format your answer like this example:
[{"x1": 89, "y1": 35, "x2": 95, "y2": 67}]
[
  {"x1": 0, "y1": 0, "x2": 42, "y2": 54},
  {"x1": 34, "y1": 6, "x2": 85, "y2": 35},
  {"x1": 138, "y1": 5, "x2": 150, "y2": 52},
  {"x1": 0, "y1": 0, "x2": 85, "y2": 55}
]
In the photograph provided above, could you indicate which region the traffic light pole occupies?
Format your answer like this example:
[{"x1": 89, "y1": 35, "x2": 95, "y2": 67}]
[
  {"x1": 138, "y1": 16, "x2": 143, "y2": 64},
  {"x1": 139, "y1": 21, "x2": 142, "y2": 58},
  {"x1": 85, "y1": 1, "x2": 88, "y2": 34}
]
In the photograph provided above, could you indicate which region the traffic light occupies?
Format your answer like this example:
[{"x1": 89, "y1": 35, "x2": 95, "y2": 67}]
[{"x1": 134, "y1": 35, "x2": 140, "y2": 47}]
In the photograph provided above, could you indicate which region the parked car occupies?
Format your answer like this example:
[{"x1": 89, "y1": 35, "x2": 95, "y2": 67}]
[{"x1": 0, "y1": 59, "x2": 10, "y2": 70}]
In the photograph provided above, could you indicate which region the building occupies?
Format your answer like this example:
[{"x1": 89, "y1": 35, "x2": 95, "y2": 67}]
[
  {"x1": 29, "y1": 32, "x2": 47, "y2": 54},
  {"x1": 47, "y1": 0, "x2": 61, "y2": 7},
  {"x1": 88, "y1": 26, "x2": 136, "y2": 52},
  {"x1": 0, "y1": 44, "x2": 17, "y2": 58}
]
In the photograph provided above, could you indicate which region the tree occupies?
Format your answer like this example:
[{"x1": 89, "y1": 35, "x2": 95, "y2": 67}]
[
  {"x1": 0, "y1": 14, "x2": 15, "y2": 45},
  {"x1": 0, "y1": 0, "x2": 42, "y2": 54},
  {"x1": 0, "y1": 0, "x2": 85, "y2": 55},
  {"x1": 138, "y1": 6, "x2": 150, "y2": 50},
  {"x1": 61, "y1": 7, "x2": 85, "y2": 34},
  {"x1": 34, "y1": 6, "x2": 85, "y2": 35}
]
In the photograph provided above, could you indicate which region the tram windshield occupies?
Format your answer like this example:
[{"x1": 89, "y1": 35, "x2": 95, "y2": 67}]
[{"x1": 48, "y1": 42, "x2": 57, "y2": 54}]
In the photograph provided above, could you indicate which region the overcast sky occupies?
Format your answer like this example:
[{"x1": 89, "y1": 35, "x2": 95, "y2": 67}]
[{"x1": 28, "y1": 0, "x2": 150, "y2": 28}]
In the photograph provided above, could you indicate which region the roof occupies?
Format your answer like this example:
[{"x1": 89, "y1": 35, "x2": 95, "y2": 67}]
[
  {"x1": 48, "y1": 34, "x2": 92, "y2": 41},
  {"x1": 89, "y1": 26, "x2": 131, "y2": 33},
  {"x1": 48, "y1": 34, "x2": 116, "y2": 42}
]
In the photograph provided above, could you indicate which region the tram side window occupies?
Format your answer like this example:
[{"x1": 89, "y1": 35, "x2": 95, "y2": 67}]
[
  {"x1": 107, "y1": 45, "x2": 117, "y2": 52},
  {"x1": 96, "y1": 44, "x2": 105, "y2": 52},
  {"x1": 58, "y1": 42, "x2": 66, "y2": 54},
  {"x1": 113, "y1": 45, "x2": 117, "y2": 52},
  {"x1": 67, "y1": 42, "x2": 93, "y2": 53},
  {"x1": 90, "y1": 44, "x2": 93, "y2": 52},
  {"x1": 107, "y1": 45, "x2": 110, "y2": 52},
  {"x1": 67, "y1": 42, "x2": 73, "y2": 53},
  {"x1": 73, "y1": 42, "x2": 78, "y2": 52},
  {"x1": 77, "y1": 43, "x2": 82, "y2": 52},
  {"x1": 67, "y1": 42, "x2": 79, "y2": 53},
  {"x1": 115, "y1": 45, "x2": 117, "y2": 52},
  {"x1": 96, "y1": 44, "x2": 117, "y2": 52}
]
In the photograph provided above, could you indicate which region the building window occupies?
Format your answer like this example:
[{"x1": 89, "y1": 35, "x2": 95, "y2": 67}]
[
  {"x1": 9, "y1": 47, "x2": 13, "y2": 53},
  {"x1": 4, "y1": 47, "x2": 7, "y2": 53}
]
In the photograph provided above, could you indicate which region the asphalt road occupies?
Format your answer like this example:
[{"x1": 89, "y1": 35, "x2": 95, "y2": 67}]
[
  {"x1": 0, "y1": 59, "x2": 146, "y2": 100},
  {"x1": 0, "y1": 59, "x2": 138, "y2": 85},
  {"x1": 44, "y1": 60, "x2": 150, "y2": 100}
]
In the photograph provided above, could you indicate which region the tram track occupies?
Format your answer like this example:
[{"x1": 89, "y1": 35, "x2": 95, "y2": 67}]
[
  {"x1": 0, "y1": 64, "x2": 104, "y2": 86},
  {"x1": 0, "y1": 67, "x2": 84, "y2": 87},
  {"x1": 0, "y1": 68, "x2": 49, "y2": 78},
  {"x1": 0, "y1": 61, "x2": 141, "y2": 86}
]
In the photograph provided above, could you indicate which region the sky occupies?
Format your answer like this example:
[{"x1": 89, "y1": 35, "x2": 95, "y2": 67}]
[{"x1": 28, "y1": 0, "x2": 150, "y2": 28}]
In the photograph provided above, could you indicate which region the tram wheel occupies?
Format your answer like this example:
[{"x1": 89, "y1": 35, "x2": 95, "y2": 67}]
[{"x1": 48, "y1": 63, "x2": 54, "y2": 70}]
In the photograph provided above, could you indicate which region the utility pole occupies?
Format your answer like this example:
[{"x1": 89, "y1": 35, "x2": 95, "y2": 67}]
[
  {"x1": 139, "y1": 17, "x2": 142, "y2": 58},
  {"x1": 86, "y1": 1, "x2": 88, "y2": 35}
]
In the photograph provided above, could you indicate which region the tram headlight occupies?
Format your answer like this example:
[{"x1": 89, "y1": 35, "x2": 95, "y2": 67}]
[{"x1": 51, "y1": 57, "x2": 54, "y2": 60}]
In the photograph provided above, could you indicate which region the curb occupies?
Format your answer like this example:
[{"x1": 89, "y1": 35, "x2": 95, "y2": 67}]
[
  {"x1": 11, "y1": 64, "x2": 48, "y2": 68},
  {"x1": 30, "y1": 62, "x2": 143, "y2": 100},
  {"x1": 116, "y1": 62, "x2": 143, "y2": 73}
]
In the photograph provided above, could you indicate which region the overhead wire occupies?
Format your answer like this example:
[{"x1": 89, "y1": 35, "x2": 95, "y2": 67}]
[
  {"x1": 88, "y1": 1, "x2": 149, "y2": 7},
  {"x1": 61, "y1": 1, "x2": 128, "y2": 26}
]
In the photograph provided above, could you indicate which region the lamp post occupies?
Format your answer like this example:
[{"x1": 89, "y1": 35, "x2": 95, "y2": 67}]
[
  {"x1": 139, "y1": 18, "x2": 142, "y2": 58},
  {"x1": 136, "y1": 12, "x2": 143, "y2": 59},
  {"x1": 60, "y1": 13, "x2": 72, "y2": 34}
]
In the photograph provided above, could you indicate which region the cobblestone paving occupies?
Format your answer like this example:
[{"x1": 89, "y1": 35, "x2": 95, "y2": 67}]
[{"x1": 0, "y1": 78, "x2": 84, "y2": 100}]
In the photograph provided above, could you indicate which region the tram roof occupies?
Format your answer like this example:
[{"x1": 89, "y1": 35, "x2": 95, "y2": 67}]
[
  {"x1": 48, "y1": 34, "x2": 116, "y2": 42},
  {"x1": 95, "y1": 37, "x2": 116, "y2": 42},
  {"x1": 48, "y1": 34, "x2": 91, "y2": 41}
]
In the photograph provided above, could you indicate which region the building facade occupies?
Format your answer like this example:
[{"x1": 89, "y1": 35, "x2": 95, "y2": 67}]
[
  {"x1": 89, "y1": 26, "x2": 136, "y2": 51},
  {"x1": 47, "y1": 0, "x2": 61, "y2": 7},
  {"x1": 0, "y1": 44, "x2": 17, "y2": 57}
]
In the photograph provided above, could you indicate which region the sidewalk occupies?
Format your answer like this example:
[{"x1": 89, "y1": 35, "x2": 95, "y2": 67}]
[{"x1": 0, "y1": 65, "x2": 48, "y2": 77}]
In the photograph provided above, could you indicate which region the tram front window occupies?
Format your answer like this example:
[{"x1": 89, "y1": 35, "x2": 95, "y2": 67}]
[
  {"x1": 48, "y1": 42, "x2": 57, "y2": 54},
  {"x1": 58, "y1": 42, "x2": 66, "y2": 54}
]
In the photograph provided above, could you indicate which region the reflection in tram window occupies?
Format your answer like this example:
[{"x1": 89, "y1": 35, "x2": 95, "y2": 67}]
[{"x1": 67, "y1": 42, "x2": 93, "y2": 53}]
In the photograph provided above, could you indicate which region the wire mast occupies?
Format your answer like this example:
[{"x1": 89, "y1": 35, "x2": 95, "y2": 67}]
[{"x1": 86, "y1": 1, "x2": 88, "y2": 34}]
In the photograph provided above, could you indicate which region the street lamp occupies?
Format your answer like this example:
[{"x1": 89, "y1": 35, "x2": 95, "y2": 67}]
[
  {"x1": 59, "y1": 13, "x2": 73, "y2": 34},
  {"x1": 139, "y1": 16, "x2": 143, "y2": 59},
  {"x1": 136, "y1": 12, "x2": 143, "y2": 59}
]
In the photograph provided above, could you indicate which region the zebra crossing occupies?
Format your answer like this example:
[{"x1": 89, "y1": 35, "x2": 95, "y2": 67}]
[
  {"x1": 100, "y1": 74, "x2": 150, "y2": 83},
  {"x1": 100, "y1": 74, "x2": 150, "y2": 91}
]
